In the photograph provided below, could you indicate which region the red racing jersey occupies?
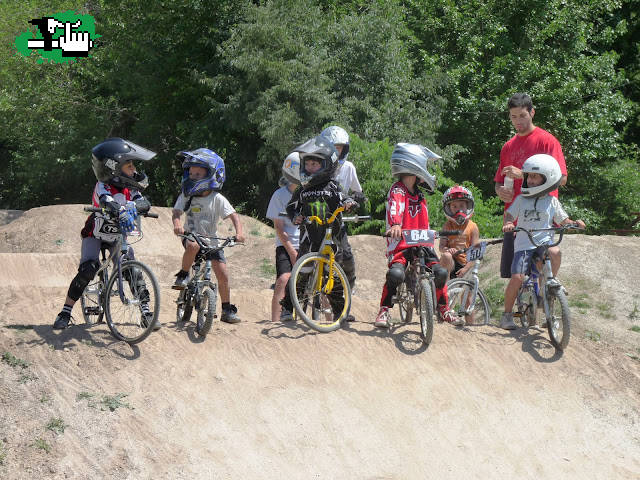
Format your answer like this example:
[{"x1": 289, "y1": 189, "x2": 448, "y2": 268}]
[{"x1": 385, "y1": 180, "x2": 430, "y2": 256}]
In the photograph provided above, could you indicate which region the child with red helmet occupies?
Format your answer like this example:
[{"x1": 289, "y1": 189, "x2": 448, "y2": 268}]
[{"x1": 439, "y1": 185, "x2": 480, "y2": 280}]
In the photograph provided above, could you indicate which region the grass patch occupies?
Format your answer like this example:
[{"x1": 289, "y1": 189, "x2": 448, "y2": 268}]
[
  {"x1": 585, "y1": 330, "x2": 601, "y2": 342},
  {"x1": 100, "y1": 393, "x2": 133, "y2": 412},
  {"x1": 266, "y1": 231, "x2": 275, "y2": 238},
  {"x1": 628, "y1": 303, "x2": 640, "y2": 321},
  {"x1": 626, "y1": 349, "x2": 640, "y2": 362},
  {"x1": 258, "y1": 258, "x2": 276, "y2": 278},
  {"x1": 0, "y1": 444, "x2": 5, "y2": 465},
  {"x1": 46, "y1": 418, "x2": 66, "y2": 435},
  {"x1": 249, "y1": 228, "x2": 261, "y2": 236},
  {"x1": 32, "y1": 438, "x2": 51, "y2": 453},
  {"x1": 569, "y1": 293, "x2": 591, "y2": 310},
  {"x1": 596, "y1": 302, "x2": 615, "y2": 319},
  {"x1": 482, "y1": 279, "x2": 505, "y2": 320},
  {"x1": 2, "y1": 352, "x2": 29, "y2": 369},
  {"x1": 630, "y1": 326, "x2": 640, "y2": 333},
  {"x1": 18, "y1": 372, "x2": 37, "y2": 384},
  {"x1": 40, "y1": 394, "x2": 51, "y2": 404}
]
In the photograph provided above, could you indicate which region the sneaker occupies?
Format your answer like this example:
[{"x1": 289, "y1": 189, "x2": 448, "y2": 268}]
[
  {"x1": 172, "y1": 271, "x2": 189, "y2": 290},
  {"x1": 141, "y1": 312, "x2": 161, "y2": 331},
  {"x1": 221, "y1": 305, "x2": 241, "y2": 324},
  {"x1": 280, "y1": 308, "x2": 294, "y2": 321},
  {"x1": 439, "y1": 306, "x2": 464, "y2": 326},
  {"x1": 53, "y1": 312, "x2": 72, "y2": 330},
  {"x1": 374, "y1": 307, "x2": 390, "y2": 328},
  {"x1": 500, "y1": 312, "x2": 517, "y2": 330}
]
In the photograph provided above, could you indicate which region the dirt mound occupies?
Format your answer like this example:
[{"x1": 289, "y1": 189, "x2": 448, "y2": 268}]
[{"x1": 0, "y1": 205, "x2": 639, "y2": 479}]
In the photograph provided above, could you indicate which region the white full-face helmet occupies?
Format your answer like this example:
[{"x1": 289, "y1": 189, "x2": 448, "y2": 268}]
[
  {"x1": 390, "y1": 143, "x2": 439, "y2": 193},
  {"x1": 320, "y1": 126, "x2": 349, "y2": 165},
  {"x1": 520, "y1": 154, "x2": 562, "y2": 198}
]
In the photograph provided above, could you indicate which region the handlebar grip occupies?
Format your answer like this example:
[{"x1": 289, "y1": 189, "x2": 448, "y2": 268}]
[
  {"x1": 438, "y1": 230, "x2": 462, "y2": 237},
  {"x1": 144, "y1": 212, "x2": 159, "y2": 218},
  {"x1": 84, "y1": 206, "x2": 101, "y2": 213}
]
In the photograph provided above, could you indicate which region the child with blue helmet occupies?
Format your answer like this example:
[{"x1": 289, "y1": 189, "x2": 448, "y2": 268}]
[{"x1": 171, "y1": 148, "x2": 245, "y2": 323}]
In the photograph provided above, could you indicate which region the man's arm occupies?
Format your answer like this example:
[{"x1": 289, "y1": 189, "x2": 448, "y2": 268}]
[
  {"x1": 172, "y1": 209, "x2": 183, "y2": 235},
  {"x1": 227, "y1": 212, "x2": 245, "y2": 243},
  {"x1": 274, "y1": 218, "x2": 298, "y2": 265}
]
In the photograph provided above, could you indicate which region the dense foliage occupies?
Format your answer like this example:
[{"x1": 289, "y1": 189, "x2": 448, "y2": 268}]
[{"x1": 1, "y1": 0, "x2": 638, "y2": 235}]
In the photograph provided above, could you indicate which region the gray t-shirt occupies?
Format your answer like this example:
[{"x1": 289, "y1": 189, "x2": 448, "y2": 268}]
[
  {"x1": 507, "y1": 195, "x2": 568, "y2": 252},
  {"x1": 266, "y1": 186, "x2": 300, "y2": 248},
  {"x1": 174, "y1": 191, "x2": 235, "y2": 246}
]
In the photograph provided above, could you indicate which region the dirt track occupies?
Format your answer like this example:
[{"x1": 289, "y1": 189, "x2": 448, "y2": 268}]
[{"x1": 1, "y1": 205, "x2": 639, "y2": 479}]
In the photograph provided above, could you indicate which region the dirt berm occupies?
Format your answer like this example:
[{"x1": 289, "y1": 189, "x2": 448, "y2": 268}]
[{"x1": 0, "y1": 205, "x2": 639, "y2": 479}]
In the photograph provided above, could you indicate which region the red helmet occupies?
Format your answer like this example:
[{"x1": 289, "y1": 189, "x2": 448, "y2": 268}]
[{"x1": 442, "y1": 185, "x2": 474, "y2": 225}]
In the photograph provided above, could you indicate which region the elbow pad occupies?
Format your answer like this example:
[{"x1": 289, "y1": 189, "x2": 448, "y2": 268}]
[{"x1": 134, "y1": 198, "x2": 151, "y2": 215}]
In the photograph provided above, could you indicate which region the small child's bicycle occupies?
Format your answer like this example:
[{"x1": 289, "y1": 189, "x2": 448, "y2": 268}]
[
  {"x1": 175, "y1": 232, "x2": 239, "y2": 338},
  {"x1": 391, "y1": 228, "x2": 460, "y2": 345},
  {"x1": 80, "y1": 206, "x2": 161, "y2": 344},
  {"x1": 446, "y1": 239, "x2": 504, "y2": 326},
  {"x1": 511, "y1": 224, "x2": 583, "y2": 350},
  {"x1": 288, "y1": 205, "x2": 369, "y2": 333}
]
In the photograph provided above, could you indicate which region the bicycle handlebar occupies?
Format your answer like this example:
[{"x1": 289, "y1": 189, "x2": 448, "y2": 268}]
[
  {"x1": 452, "y1": 238, "x2": 504, "y2": 257},
  {"x1": 512, "y1": 224, "x2": 584, "y2": 248},
  {"x1": 179, "y1": 231, "x2": 239, "y2": 250},
  {"x1": 84, "y1": 206, "x2": 159, "y2": 218}
]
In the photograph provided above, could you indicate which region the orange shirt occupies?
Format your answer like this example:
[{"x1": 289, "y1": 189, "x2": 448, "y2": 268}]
[{"x1": 442, "y1": 219, "x2": 479, "y2": 265}]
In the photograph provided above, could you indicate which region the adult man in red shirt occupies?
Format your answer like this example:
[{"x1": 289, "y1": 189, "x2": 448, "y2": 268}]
[{"x1": 494, "y1": 93, "x2": 568, "y2": 278}]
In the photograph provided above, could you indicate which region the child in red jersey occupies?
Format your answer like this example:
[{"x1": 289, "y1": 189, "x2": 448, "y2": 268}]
[{"x1": 374, "y1": 143, "x2": 463, "y2": 328}]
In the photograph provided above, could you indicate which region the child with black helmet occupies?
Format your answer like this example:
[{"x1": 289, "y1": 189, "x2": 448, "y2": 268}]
[
  {"x1": 499, "y1": 153, "x2": 585, "y2": 330},
  {"x1": 171, "y1": 148, "x2": 245, "y2": 324},
  {"x1": 375, "y1": 143, "x2": 463, "y2": 328},
  {"x1": 53, "y1": 138, "x2": 158, "y2": 330},
  {"x1": 279, "y1": 135, "x2": 356, "y2": 322}
]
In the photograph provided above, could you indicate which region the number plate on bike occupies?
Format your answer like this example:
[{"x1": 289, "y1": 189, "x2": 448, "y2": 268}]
[
  {"x1": 467, "y1": 242, "x2": 487, "y2": 261},
  {"x1": 402, "y1": 229, "x2": 435, "y2": 247}
]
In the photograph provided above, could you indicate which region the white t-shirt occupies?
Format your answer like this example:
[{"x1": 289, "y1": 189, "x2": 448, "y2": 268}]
[
  {"x1": 334, "y1": 160, "x2": 362, "y2": 195},
  {"x1": 266, "y1": 186, "x2": 300, "y2": 248},
  {"x1": 507, "y1": 195, "x2": 568, "y2": 252},
  {"x1": 174, "y1": 191, "x2": 235, "y2": 245}
]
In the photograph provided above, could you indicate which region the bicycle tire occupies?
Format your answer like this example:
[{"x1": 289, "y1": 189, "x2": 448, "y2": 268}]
[
  {"x1": 417, "y1": 279, "x2": 434, "y2": 345},
  {"x1": 104, "y1": 260, "x2": 160, "y2": 344},
  {"x1": 289, "y1": 252, "x2": 351, "y2": 333},
  {"x1": 196, "y1": 286, "x2": 216, "y2": 337},
  {"x1": 176, "y1": 288, "x2": 194, "y2": 324},
  {"x1": 396, "y1": 278, "x2": 414, "y2": 324},
  {"x1": 546, "y1": 288, "x2": 570, "y2": 350},
  {"x1": 447, "y1": 279, "x2": 490, "y2": 326},
  {"x1": 516, "y1": 284, "x2": 537, "y2": 329},
  {"x1": 81, "y1": 270, "x2": 106, "y2": 325}
]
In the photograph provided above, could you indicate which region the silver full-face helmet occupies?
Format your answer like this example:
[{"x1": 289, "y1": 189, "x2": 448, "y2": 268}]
[{"x1": 390, "y1": 143, "x2": 439, "y2": 193}]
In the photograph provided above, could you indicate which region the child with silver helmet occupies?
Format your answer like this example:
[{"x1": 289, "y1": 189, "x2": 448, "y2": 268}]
[
  {"x1": 266, "y1": 152, "x2": 301, "y2": 322},
  {"x1": 279, "y1": 135, "x2": 356, "y2": 322},
  {"x1": 499, "y1": 153, "x2": 585, "y2": 330},
  {"x1": 53, "y1": 138, "x2": 158, "y2": 330},
  {"x1": 171, "y1": 148, "x2": 246, "y2": 324},
  {"x1": 375, "y1": 143, "x2": 463, "y2": 328}
]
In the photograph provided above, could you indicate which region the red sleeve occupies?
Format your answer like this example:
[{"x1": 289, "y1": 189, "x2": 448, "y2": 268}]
[
  {"x1": 549, "y1": 138, "x2": 567, "y2": 175},
  {"x1": 386, "y1": 184, "x2": 405, "y2": 227}
]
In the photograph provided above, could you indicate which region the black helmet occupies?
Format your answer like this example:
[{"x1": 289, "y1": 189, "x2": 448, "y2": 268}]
[
  {"x1": 91, "y1": 138, "x2": 156, "y2": 190},
  {"x1": 293, "y1": 136, "x2": 339, "y2": 188}
]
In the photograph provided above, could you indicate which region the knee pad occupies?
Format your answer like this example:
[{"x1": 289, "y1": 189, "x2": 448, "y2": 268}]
[
  {"x1": 433, "y1": 264, "x2": 448, "y2": 289},
  {"x1": 68, "y1": 260, "x2": 99, "y2": 301},
  {"x1": 386, "y1": 264, "x2": 405, "y2": 289}
]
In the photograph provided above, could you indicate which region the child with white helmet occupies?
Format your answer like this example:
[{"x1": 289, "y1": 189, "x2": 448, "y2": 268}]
[
  {"x1": 171, "y1": 148, "x2": 245, "y2": 324},
  {"x1": 375, "y1": 143, "x2": 463, "y2": 328},
  {"x1": 266, "y1": 152, "x2": 301, "y2": 322},
  {"x1": 320, "y1": 125, "x2": 365, "y2": 297},
  {"x1": 499, "y1": 153, "x2": 585, "y2": 330}
]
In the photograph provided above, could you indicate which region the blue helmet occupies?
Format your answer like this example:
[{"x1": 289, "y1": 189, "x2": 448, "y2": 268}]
[{"x1": 178, "y1": 148, "x2": 225, "y2": 196}]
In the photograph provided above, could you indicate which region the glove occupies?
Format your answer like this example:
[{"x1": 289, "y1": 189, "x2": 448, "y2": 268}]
[
  {"x1": 118, "y1": 207, "x2": 136, "y2": 234},
  {"x1": 126, "y1": 201, "x2": 138, "y2": 219}
]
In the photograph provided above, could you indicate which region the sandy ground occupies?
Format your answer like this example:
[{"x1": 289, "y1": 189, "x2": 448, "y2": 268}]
[{"x1": 0, "y1": 205, "x2": 639, "y2": 479}]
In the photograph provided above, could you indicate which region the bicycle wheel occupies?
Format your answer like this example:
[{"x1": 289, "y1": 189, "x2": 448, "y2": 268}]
[
  {"x1": 396, "y1": 278, "x2": 414, "y2": 324},
  {"x1": 81, "y1": 270, "x2": 106, "y2": 325},
  {"x1": 176, "y1": 287, "x2": 194, "y2": 324},
  {"x1": 104, "y1": 260, "x2": 160, "y2": 344},
  {"x1": 447, "y1": 279, "x2": 490, "y2": 326},
  {"x1": 417, "y1": 279, "x2": 434, "y2": 345},
  {"x1": 196, "y1": 285, "x2": 217, "y2": 337},
  {"x1": 515, "y1": 285, "x2": 537, "y2": 328},
  {"x1": 289, "y1": 253, "x2": 351, "y2": 333},
  {"x1": 546, "y1": 288, "x2": 570, "y2": 350}
]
